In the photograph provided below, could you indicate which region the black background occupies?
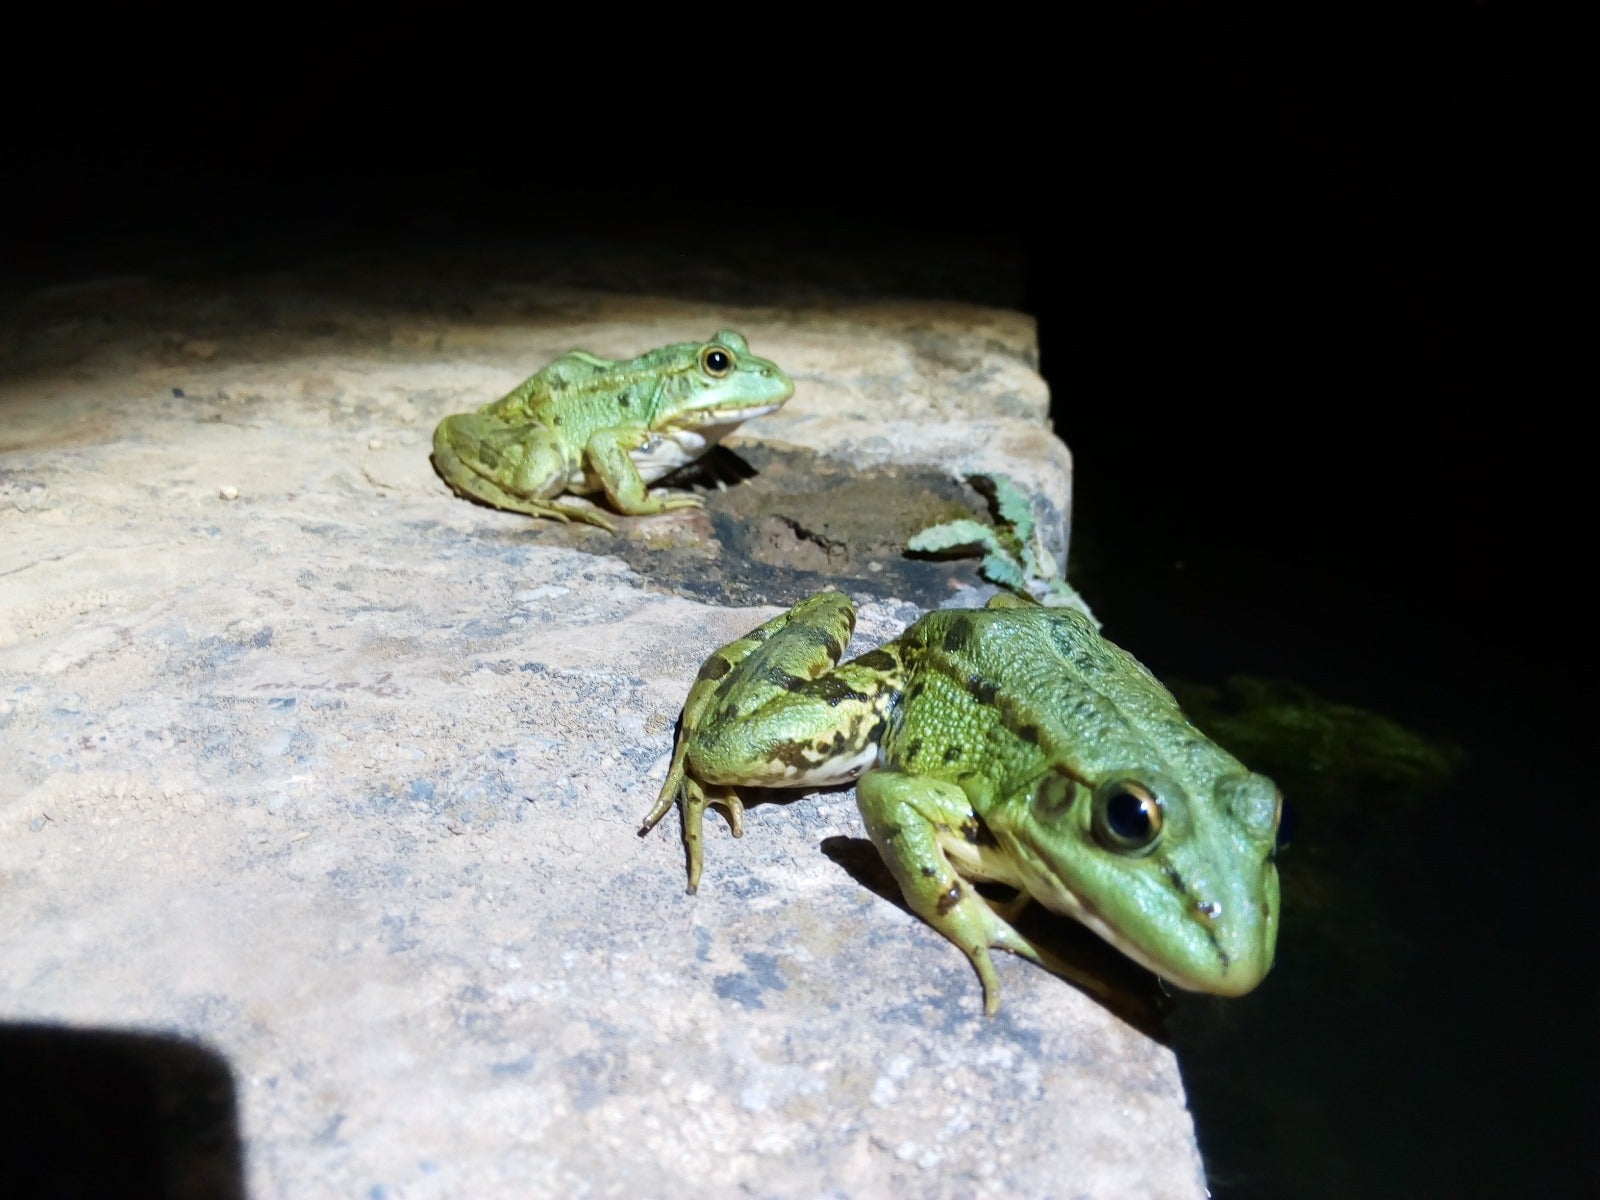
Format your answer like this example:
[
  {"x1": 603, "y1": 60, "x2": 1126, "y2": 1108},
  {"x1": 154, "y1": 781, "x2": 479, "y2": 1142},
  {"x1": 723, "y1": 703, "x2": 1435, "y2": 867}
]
[
  {"x1": 3, "y1": 5, "x2": 1588, "y2": 1197},
  {"x1": 3, "y1": 7, "x2": 1561, "y2": 693}
]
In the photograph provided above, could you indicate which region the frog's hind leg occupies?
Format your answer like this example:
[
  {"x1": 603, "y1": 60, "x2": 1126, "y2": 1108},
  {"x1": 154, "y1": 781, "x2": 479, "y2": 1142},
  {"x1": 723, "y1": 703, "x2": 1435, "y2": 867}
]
[
  {"x1": 462, "y1": 473, "x2": 618, "y2": 531},
  {"x1": 679, "y1": 594, "x2": 892, "y2": 800},
  {"x1": 433, "y1": 416, "x2": 620, "y2": 530},
  {"x1": 434, "y1": 455, "x2": 618, "y2": 531},
  {"x1": 641, "y1": 592, "x2": 869, "y2": 890}
]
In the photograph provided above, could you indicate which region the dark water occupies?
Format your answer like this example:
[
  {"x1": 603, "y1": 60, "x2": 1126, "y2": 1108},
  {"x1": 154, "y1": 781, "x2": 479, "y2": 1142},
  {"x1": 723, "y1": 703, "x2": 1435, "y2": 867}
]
[
  {"x1": 5, "y1": 7, "x2": 1585, "y2": 1197},
  {"x1": 1022, "y1": 13, "x2": 1589, "y2": 1197},
  {"x1": 1060, "y1": 418, "x2": 1589, "y2": 1198}
]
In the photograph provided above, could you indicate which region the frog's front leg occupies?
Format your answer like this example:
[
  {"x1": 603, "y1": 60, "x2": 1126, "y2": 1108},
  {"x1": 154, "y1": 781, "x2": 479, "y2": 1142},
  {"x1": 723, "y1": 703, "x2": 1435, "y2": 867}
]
[
  {"x1": 641, "y1": 592, "x2": 881, "y2": 891},
  {"x1": 857, "y1": 770, "x2": 1052, "y2": 1016},
  {"x1": 585, "y1": 427, "x2": 704, "y2": 517},
  {"x1": 433, "y1": 414, "x2": 618, "y2": 531}
]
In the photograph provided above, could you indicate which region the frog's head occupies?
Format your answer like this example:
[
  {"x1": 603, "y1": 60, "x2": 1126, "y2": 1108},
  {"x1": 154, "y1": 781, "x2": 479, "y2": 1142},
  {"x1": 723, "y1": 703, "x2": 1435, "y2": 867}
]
[
  {"x1": 649, "y1": 330, "x2": 794, "y2": 446},
  {"x1": 995, "y1": 763, "x2": 1282, "y2": 996}
]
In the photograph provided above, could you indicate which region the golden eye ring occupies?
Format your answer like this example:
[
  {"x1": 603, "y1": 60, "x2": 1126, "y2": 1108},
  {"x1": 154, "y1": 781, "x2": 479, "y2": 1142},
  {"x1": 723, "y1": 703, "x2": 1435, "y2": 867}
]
[
  {"x1": 1091, "y1": 779, "x2": 1163, "y2": 855},
  {"x1": 700, "y1": 345, "x2": 735, "y2": 378}
]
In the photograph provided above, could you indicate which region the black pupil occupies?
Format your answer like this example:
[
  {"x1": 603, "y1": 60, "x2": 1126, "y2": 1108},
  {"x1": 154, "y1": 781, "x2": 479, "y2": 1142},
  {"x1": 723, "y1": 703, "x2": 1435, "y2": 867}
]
[
  {"x1": 1106, "y1": 789, "x2": 1153, "y2": 840},
  {"x1": 706, "y1": 350, "x2": 729, "y2": 372}
]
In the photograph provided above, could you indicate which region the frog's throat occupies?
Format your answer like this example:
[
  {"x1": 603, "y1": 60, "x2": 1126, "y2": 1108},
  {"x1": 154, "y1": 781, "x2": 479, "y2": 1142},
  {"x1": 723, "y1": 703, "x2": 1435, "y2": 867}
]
[{"x1": 630, "y1": 403, "x2": 787, "y2": 480}]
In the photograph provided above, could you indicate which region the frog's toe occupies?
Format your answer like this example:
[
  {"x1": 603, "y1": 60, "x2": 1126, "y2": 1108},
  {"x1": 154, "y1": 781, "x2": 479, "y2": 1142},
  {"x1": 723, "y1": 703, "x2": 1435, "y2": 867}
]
[
  {"x1": 639, "y1": 775, "x2": 681, "y2": 837},
  {"x1": 713, "y1": 789, "x2": 746, "y2": 838},
  {"x1": 932, "y1": 886, "x2": 1046, "y2": 1016},
  {"x1": 964, "y1": 943, "x2": 1006, "y2": 1017},
  {"x1": 983, "y1": 917, "x2": 1121, "y2": 1009},
  {"x1": 654, "y1": 493, "x2": 706, "y2": 512},
  {"x1": 682, "y1": 783, "x2": 745, "y2": 893},
  {"x1": 957, "y1": 924, "x2": 1064, "y2": 1016},
  {"x1": 564, "y1": 506, "x2": 618, "y2": 532}
]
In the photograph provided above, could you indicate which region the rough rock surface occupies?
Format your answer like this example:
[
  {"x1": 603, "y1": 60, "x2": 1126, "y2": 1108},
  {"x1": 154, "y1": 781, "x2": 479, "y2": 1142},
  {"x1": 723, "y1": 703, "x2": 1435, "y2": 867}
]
[{"x1": 0, "y1": 251, "x2": 1207, "y2": 1199}]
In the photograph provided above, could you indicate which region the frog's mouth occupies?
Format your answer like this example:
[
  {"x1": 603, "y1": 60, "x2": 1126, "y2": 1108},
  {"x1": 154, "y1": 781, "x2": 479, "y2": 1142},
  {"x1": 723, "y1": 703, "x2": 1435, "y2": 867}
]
[
  {"x1": 1025, "y1": 878, "x2": 1192, "y2": 987},
  {"x1": 1065, "y1": 888, "x2": 1270, "y2": 996},
  {"x1": 670, "y1": 400, "x2": 788, "y2": 436},
  {"x1": 1011, "y1": 842, "x2": 1269, "y2": 997},
  {"x1": 1069, "y1": 896, "x2": 1238, "y2": 994}
]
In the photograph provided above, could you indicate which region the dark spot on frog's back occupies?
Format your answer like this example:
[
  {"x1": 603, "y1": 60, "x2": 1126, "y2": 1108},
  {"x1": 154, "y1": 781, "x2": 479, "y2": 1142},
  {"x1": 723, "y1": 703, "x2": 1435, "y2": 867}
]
[
  {"x1": 941, "y1": 618, "x2": 974, "y2": 654},
  {"x1": 1014, "y1": 721, "x2": 1042, "y2": 746},
  {"x1": 967, "y1": 674, "x2": 999, "y2": 706},
  {"x1": 852, "y1": 648, "x2": 897, "y2": 673},
  {"x1": 1048, "y1": 619, "x2": 1106, "y2": 665},
  {"x1": 812, "y1": 676, "x2": 872, "y2": 707},
  {"x1": 942, "y1": 744, "x2": 962, "y2": 764},
  {"x1": 792, "y1": 619, "x2": 848, "y2": 662},
  {"x1": 697, "y1": 655, "x2": 732, "y2": 683},
  {"x1": 764, "y1": 664, "x2": 809, "y2": 691}
]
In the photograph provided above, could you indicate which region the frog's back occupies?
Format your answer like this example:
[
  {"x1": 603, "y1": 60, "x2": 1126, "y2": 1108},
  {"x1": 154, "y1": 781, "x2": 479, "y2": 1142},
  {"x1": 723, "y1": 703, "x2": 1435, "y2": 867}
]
[
  {"x1": 481, "y1": 351, "x2": 622, "y2": 423},
  {"x1": 897, "y1": 606, "x2": 1243, "y2": 790}
]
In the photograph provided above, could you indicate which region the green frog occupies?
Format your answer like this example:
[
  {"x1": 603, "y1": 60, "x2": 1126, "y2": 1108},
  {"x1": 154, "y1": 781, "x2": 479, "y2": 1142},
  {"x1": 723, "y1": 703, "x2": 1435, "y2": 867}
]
[
  {"x1": 642, "y1": 591, "x2": 1282, "y2": 1014},
  {"x1": 432, "y1": 330, "x2": 793, "y2": 531}
]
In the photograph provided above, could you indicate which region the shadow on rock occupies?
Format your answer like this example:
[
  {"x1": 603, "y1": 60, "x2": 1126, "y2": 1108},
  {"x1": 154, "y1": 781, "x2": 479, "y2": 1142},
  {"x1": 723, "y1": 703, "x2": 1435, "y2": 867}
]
[
  {"x1": 0, "y1": 1023, "x2": 245, "y2": 1200},
  {"x1": 820, "y1": 834, "x2": 1175, "y2": 1041}
]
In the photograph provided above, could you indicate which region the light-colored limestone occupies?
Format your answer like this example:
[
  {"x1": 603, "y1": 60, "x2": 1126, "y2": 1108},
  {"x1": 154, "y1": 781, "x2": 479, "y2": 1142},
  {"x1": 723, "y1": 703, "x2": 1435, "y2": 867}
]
[{"x1": 0, "y1": 258, "x2": 1205, "y2": 1199}]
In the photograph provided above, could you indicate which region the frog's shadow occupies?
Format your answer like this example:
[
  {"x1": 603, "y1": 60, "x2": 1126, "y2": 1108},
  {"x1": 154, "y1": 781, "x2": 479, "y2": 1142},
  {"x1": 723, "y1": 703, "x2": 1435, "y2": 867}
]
[
  {"x1": 660, "y1": 444, "x2": 759, "y2": 490},
  {"x1": 818, "y1": 833, "x2": 1177, "y2": 1042},
  {"x1": 691, "y1": 785, "x2": 1175, "y2": 1038}
]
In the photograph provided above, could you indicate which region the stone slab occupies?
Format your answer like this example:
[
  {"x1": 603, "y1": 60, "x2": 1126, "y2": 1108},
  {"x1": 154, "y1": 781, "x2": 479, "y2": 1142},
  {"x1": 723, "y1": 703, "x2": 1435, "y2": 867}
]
[{"x1": 0, "y1": 256, "x2": 1206, "y2": 1199}]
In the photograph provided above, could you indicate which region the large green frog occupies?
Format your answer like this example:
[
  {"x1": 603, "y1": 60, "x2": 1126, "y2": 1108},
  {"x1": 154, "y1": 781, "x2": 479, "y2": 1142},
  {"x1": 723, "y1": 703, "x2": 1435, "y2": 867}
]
[
  {"x1": 432, "y1": 330, "x2": 793, "y2": 531},
  {"x1": 642, "y1": 591, "x2": 1282, "y2": 1015}
]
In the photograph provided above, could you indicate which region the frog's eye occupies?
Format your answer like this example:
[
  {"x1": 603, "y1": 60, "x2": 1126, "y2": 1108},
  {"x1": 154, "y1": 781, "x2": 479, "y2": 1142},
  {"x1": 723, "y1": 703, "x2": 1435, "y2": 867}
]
[
  {"x1": 700, "y1": 345, "x2": 735, "y2": 378},
  {"x1": 1092, "y1": 779, "x2": 1163, "y2": 855}
]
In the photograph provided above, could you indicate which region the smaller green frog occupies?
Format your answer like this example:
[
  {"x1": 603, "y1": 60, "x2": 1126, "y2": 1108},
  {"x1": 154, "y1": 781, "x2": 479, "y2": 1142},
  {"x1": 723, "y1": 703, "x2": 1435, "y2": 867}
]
[
  {"x1": 642, "y1": 591, "x2": 1282, "y2": 1015},
  {"x1": 432, "y1": 330, "x2": 793, "y2": 531}
]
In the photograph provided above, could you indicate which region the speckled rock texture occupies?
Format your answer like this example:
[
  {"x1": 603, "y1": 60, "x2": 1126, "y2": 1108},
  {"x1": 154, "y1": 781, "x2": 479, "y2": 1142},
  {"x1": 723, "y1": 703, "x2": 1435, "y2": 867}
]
[{"x1": 0, "y1": 250, "x2": 1207, "y2": 1199}]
